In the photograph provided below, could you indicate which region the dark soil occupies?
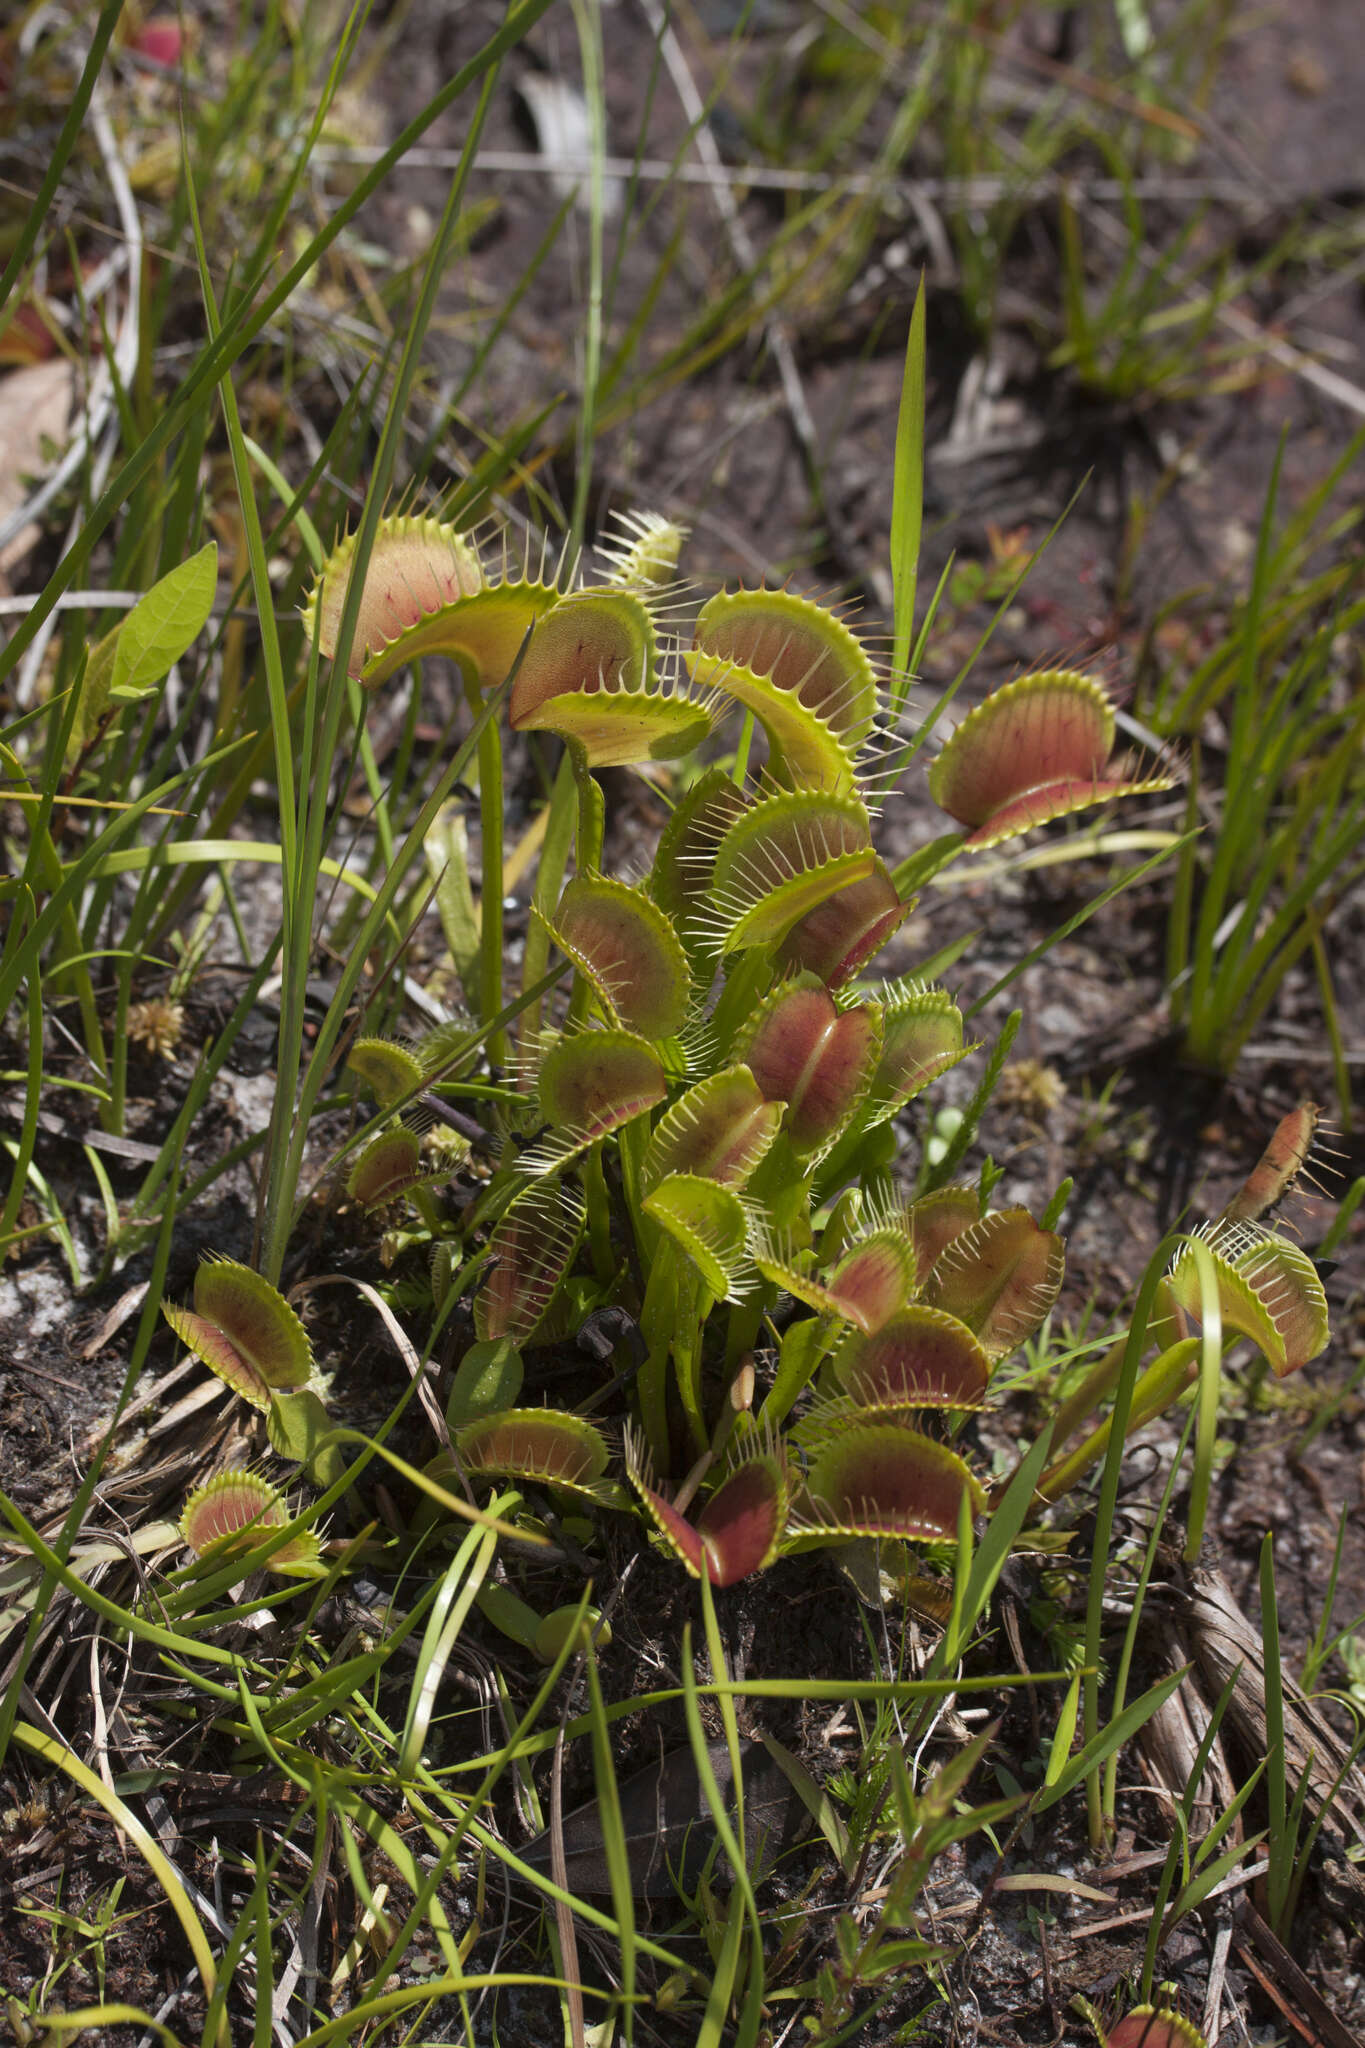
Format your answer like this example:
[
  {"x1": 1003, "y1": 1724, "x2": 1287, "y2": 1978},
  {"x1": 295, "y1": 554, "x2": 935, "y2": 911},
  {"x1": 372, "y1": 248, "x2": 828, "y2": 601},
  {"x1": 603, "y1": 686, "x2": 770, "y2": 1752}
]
[{"x1": 4, "y1": 3, "x2": 1365, "y2": 2044}]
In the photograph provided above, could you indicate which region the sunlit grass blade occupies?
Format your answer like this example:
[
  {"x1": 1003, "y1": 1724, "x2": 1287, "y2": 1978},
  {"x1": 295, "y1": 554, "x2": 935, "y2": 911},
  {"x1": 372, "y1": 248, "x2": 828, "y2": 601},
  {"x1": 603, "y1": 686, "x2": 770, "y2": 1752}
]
[{"x1": 889, "y1": 274, "x2": 926, "y2": 693}]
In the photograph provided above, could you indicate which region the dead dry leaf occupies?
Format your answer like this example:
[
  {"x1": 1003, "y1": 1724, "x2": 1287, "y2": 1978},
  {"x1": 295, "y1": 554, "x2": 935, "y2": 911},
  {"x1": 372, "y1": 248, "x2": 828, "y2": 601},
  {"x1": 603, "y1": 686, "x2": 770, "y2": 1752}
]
[{"x1": 0, "y1": 357, "x2": 77, "y2": 578}]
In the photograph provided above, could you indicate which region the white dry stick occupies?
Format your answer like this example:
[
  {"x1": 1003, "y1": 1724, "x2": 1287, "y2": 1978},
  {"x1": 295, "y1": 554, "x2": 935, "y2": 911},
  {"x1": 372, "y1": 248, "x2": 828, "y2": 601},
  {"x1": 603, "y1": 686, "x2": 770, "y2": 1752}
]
[
  {"x1": 1203, "y1": 1911, "x2": 1234, "y2": 2044},
  {"x1": 636, "y1": 0, "x2": 824, "y2": 491},
  {"x1": 313, "y1": 143, "x2": 1258, "y2": 211},
  {"x1": 1216, "y1": 298, "x2": 1365, "y2": 421}
]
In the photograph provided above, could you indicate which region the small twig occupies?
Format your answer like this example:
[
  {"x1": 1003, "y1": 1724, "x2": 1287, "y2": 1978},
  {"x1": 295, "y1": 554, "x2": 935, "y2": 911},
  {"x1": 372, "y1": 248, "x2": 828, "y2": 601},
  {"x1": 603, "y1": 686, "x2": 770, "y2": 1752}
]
[
  {"x1": 636, "y1": 0, "x2": 826, "y2": 507},
  {"x1": 313, "y1": 145, "x2": 1261, "y2": 211},
  {"x1": 1215, "y1": 299, "x2": 1365, "y2": 421},
  {"x1": 1063, "y1": 1856, "x2": 1269, "y2": 1938},
  {"x1": 1235, "y1": 1899, "x2": 1361, "y2": 2048},
  {"x1": 1203, "y1": 1911, "x2": 1234, "y2": 2047}
]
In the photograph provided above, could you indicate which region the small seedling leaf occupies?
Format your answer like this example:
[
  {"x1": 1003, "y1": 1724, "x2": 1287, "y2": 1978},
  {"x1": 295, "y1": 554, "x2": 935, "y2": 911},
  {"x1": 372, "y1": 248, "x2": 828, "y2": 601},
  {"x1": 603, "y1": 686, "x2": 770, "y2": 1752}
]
[
  {"x1": 111, "y1": 542, "x2": 219, "y2": 701},
  {"x1": 476, "y1": 1582, "x2": 543, "y2": 1651},
  {"x1": 267, "y1": 1389, "x2": 347, "y2": 1489},
  {"x1": 446, "y1": 1337, "x2": 526, "y2": 1427},
  {"x1": 535, "y1": 1603, "x2": 612, "y2": 1662}
]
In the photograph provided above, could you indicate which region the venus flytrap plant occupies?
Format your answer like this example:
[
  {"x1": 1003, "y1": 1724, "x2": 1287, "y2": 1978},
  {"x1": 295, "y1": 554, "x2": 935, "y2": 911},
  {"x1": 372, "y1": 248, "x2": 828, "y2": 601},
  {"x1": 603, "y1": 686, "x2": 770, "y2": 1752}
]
[
  {"x1": 1030, "y1": 1106, "x2": 1333, "y2": 1514},
  {"x1": 179, "y1": 1470, "x2": 324, "y2": 1580},
  {"x1": 160, "y1": 1256, "x2": 347, "y2": 1505},
  {"x1": 290, "y1": 490, "x2": 1189, "y2": 1586},
  {"x1": 926, "y1": 668, "x2": 1175, "y2": 851},
  {"x1": 162, "y1": 1257, "x2": 316, "y2": 1415},
  {"x1": 1103, "y1": 2012, "x2": 1207, "y2": 2048}
]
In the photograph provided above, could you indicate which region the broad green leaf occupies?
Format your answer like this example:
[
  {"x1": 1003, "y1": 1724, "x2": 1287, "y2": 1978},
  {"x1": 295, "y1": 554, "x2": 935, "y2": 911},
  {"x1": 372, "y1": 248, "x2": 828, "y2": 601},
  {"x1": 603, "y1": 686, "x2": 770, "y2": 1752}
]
[
  {"x1": 69, "y1": 541, "x2": 217, "y2": 755},
  {"x1": 112, "y1": 541, "x2": 219, "y2": 699},
  {"x1": 446, "y1": 1336, "x2": 526, "y2": 1425}
]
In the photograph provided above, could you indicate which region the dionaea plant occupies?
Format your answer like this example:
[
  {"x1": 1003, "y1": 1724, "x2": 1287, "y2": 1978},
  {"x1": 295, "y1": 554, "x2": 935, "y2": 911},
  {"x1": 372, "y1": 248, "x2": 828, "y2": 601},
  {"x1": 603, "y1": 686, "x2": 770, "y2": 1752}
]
[
  {"x1": 926, "y1": 668, "x2": 1171, "y2": 849},
  {"x1": 1032, "y1": 1103, "x2": 1333, "y2": 1511},
  {"x1": 173, "y1": 496, "x2": 1333, "y2": 1597},
  {"x1": 261, "y1": 500, "x2": 1178, "y2": 1589},
  {"x1": 1105, "y1": 2011, "x2": 1207, "y2": 2048},
  {"x1": 163, "y1": 1257, "x2": 315, "y2": 1414},
  {"x1": 161, "y1": 496, "x2": 1340, "y2": 1602},
  {"x1": 179, "y1": 1469, "x2": 323, "y2": 1578}
]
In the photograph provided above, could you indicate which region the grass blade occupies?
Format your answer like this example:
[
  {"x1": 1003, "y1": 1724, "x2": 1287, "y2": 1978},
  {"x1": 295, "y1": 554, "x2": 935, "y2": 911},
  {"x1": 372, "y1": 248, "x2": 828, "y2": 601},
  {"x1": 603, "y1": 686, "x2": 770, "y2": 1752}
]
[{"x1": 890, "y1": 274, "x2": 926, "y2": 692}]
